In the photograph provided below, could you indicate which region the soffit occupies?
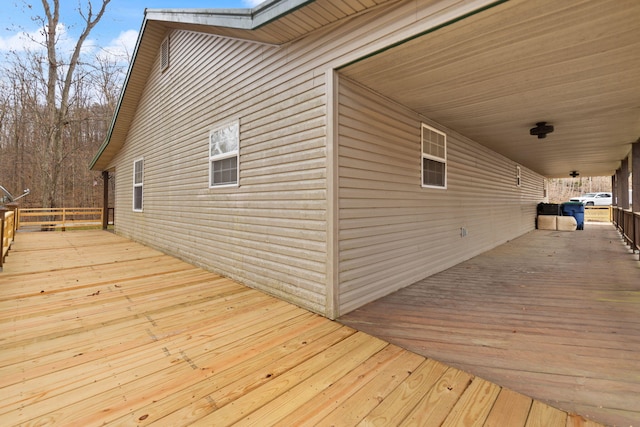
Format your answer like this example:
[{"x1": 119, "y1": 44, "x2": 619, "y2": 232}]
[
  {"x1": 146, "y1": 0, "x2": 394, "y2": 45},
  {"x1": 339, "y1": 0, "x2": 640, "y2": 178}
]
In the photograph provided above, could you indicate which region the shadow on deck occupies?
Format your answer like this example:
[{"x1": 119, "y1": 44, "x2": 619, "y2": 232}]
[
  {"x1": 340, "y1": 223, "x2": 640, "y2": 427},
  {"x1": 0, "y1": 230, "x2": 609, "y2": 426}
]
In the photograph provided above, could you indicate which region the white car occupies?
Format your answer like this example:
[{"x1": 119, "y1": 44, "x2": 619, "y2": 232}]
[{"x1": 569, "y1": 192, "x2": 612, "y2": 206}]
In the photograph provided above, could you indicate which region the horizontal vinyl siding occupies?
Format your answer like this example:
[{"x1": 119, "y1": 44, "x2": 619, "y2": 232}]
[
  {"x1": 109, "y1": 0, "x2": 534, "y2": 316},
  {"x1": 337, "y1": 78, "x2": 545, "y2": 314},
  {"x1": 112, "y1": 30, "x2": 328, "y2": 314}
]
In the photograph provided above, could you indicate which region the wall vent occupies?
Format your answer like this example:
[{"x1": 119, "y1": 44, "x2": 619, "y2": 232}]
[{"x1": 160, "y1": 36, "x2": 170, "y2": 71}]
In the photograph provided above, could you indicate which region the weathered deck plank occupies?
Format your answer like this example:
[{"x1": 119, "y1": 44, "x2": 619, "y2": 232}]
[
  {"x1": 0, "y1": 230, "x2": 607, "y2": 426},
  {"x1": 341, "y1": 224, "x2": 640, "y2": 427}
]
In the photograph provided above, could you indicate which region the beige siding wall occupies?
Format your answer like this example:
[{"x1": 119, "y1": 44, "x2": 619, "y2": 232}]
[
  {"x1": 111, "y1": 30, "x2": 329, "y2": 314},
  {"x1": 109, "y1": 0, "x2": 540, "y2": 317},
  {"x1": 337, "y1": 77, "x2": 545, "y2": 314}
]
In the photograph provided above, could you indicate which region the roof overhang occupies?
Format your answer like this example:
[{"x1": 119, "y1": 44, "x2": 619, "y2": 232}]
[
  {"x1": 91, "y1": 0, "x2": 392, "y2": 170},
  {"x1": 92, "y1": 0, "x2": 640, "y2": 179},
  {"x1": 339, "y1": 0, "x2": 640, "y2": 178}
]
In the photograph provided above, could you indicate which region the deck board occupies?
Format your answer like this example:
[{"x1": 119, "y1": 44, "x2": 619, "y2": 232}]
[
  {"x1": 340, "y1": 224, "x2": 640, "y2": 427},
  {"x1": 0, "y1": 230, "x2": 607, "y2": 426}
]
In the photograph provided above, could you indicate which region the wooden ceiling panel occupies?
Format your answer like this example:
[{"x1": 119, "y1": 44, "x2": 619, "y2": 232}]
[{"x1": 340, "y1": 0, "x2": 640, "y2": 177}]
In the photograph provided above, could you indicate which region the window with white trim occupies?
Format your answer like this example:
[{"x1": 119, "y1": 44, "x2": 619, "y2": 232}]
[
  {"x1": 209, "y1": 121, "x2": 239, "y2": 187},
  {"x1": 421, "y1": 124, "x2": 447, "y2": 188},
  {"x1": 133, "y1": 158, "x2": 144, "y2": 212}
]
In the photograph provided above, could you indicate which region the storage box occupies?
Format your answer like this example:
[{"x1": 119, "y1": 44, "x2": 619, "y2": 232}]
[
  {"x1": 557, "y1": 215, "x2": 577, "y2": 231},
  {"x1": 537, "y1": 215, "x2": 557, "y2": 230}
]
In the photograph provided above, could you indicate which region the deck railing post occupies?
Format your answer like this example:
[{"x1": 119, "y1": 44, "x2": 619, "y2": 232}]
[
  {"x1": 618, "y1": 207, "x2": 623, "y2": 231},
  {"x1": 0, "y1": 206, "x2": 7, "y2": 271},
  {"x1": 635, "y1": 213, "x2": 640, "y2": 260},
  {"x1": 6, "y1": 203, "x2": 19, "y2": 234},
  {"x1": 630, "y1": 210, "x2": 636, "y2": 255},
  {"x1": 622, "y1": 210, "x2": 629, "y2": 247},
  {"x1": 102, "y1": 171, "x2": 109, "y2": 230}
]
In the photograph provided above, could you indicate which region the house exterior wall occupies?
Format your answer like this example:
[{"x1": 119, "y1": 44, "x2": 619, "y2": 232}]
[
  {"x1": 107, "y1": 0, "x2": 542, "y2": 317},
  {"x1": 110, "y1": 30, "x2": 330, "y2": 314},
  {"x1": 337, "y1": 77, "x2": 544, "y2": 314}
]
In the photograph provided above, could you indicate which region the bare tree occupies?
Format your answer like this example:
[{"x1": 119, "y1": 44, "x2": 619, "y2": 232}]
[
  {"x1": 547, "y1": 176, "x2": 612, "y2": 203},
  {"x1": 91, "y1": 50, "x2": 128, "y2": 112},
  {"x1": 37, "y1": 0, "x2": 111, "y2": 207},
  {"x1": 0, "y1": 58, "x2": 43, "y2": 203},
  {"x1": 1, "y1": 1, "x2": 126, "y2": 209}
]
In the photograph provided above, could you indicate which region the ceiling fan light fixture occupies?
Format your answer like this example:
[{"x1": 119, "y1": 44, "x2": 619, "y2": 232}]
[
  {"x1": 569, "y1": 170, "x2": 579, "y2": 178},
  {"x1": 529, "y1": 121, "x2": 554, "y2": 139}
]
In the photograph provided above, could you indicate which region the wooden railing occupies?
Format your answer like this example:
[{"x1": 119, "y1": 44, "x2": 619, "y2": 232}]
[
  {"x1": 18, "y1": 207, "x2": 104, "y2": 231},
  {"x1": 0, "y1": 205, "x2": 17, "y2": 271},
  {"x1": 584, "y1": 205, "x2": 612, "y2": 222},
  {"x1": 613, "y1": 206, "x2": 640, "y2": 260}
]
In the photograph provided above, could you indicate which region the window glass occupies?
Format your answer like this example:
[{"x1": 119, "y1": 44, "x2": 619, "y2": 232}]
[
  {"x1": 133, "y1": 159, "x2": 143, "y2": 212},
  {"x1": 421, "y1": 124, "x2": 447, "y2": 189},
  {"x1": 210, "y1": 122, "x2": 239, "y2": 156},
  {"x1": 209, "y1": 121, "x2": 239, "y2": 187}
]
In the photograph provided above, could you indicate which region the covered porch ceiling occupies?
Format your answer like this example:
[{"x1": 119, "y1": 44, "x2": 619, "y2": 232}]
[{"x1": 339, "y1": 0, "x2": 640, "y2": 178}]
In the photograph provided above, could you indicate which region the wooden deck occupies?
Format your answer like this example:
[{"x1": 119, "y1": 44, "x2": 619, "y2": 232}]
[
  {"x1": 0, "y1": 231, "x2": 605, "y2": 426},
  {"x1": 341, "y1": 223, "x2": 640, "y2": 427}
]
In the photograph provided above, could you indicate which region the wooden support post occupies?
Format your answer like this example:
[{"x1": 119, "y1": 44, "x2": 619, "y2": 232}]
[
  {"x1": 630, "y1": 143, "x2": 640, "y2": 254},
  {"x1": 614, "y1": 168, "x2": 621, "y2": 228},
  {"x1": 632, "y1": 142, "x2": 639, "y2": 213},
  {"x1": 620, "y1": 157, "x2": 629, "y2": 210},
  {"x1": 102, "y1": 171, "x2": 109, "y2": 230},
  {"x1": 615, "y1": 168, "x2": 621, "y2": 208}
]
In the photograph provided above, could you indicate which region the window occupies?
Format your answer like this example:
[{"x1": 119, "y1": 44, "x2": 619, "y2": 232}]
[
  {"x1": 160, "y1": 36, "x2": 170, "y2": 71},
  {"x1": 209, "y1": 121, "x2": 239, "y2": 187},
  {"x1": 421, "y1": 124, "x2": 447, "y2": 188},
  {"x1": 516, "y1": 165, "x2": 522, "y2": 187},
  {"x1": 133, "y1": 158, "x2": 144, "y2": 212}
]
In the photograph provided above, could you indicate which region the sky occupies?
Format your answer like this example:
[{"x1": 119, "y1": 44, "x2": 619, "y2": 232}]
[{"x1": 0, "y1": 0, "x2": 261, "y2": 66}]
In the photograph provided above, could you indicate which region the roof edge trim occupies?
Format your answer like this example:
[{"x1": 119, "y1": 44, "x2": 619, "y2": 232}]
[
  {"x1": 143, "y1": 0, "x2": 316, "y2": 30},
  {"x1": 251, "y1": 0, "x2": 318, "y2": 29},
  {"x1": 89, "y1": 17, "x2": 149, "y2": 171}
]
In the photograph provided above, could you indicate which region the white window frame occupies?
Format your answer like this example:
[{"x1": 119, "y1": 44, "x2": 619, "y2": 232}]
[
  {"x1": 209, "y1": 120, "x2": 239, "y2": 188},
  {"x1": 516, "y1": 165, "x2": 522, "y2": 187},
  {"x1": 133, "y1": 158, "x2": 144, "y2": 212},
  {"x1": 421, "y1": 123, "x2": 447, "y2": 189}
]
